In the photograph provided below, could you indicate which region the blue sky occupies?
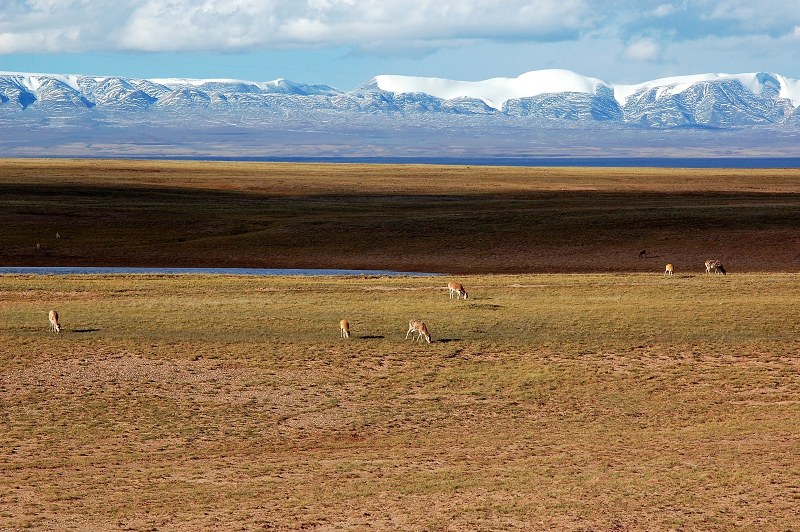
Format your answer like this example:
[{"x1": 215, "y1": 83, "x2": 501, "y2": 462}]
[{"x1": 2, "y1": 0, "x2": 800, "y2": 90}]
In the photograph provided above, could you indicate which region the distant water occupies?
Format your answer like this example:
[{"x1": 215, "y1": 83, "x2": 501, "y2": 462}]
[
  {"x1": 170, "y1": 156, "x2": 800, "y2": 168},
  {"x1": 0, "y1": 267, "x2": 440, "y2": 277}
]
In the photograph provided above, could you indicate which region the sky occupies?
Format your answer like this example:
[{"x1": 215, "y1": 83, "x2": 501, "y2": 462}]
[{"x1": 1, "y1": 0, "x2": 800, "y2": 90}]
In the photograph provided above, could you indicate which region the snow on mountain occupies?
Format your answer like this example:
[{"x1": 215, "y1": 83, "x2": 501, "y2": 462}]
[
  {"x1": 151, "y1": 77, "x2": 341, "y2": 96},
  {"x1": 375, "y1": 69, "x2": 610, "y2": 111},
  {"x1": 775, "y1": 74, "x2": 800, "y2": 106},
  {"x1": 613, "y1": 72, "x2": 800, "y2": 107},
  {"x1": 0, "y1": 71, "x2": 82, "y2": 93},
  {"x1": 1, "y1": 69, "x2": 799, "y2": 129},
  {"x1": 375, "y1": 70, "x2": 800, "y2": 112}
]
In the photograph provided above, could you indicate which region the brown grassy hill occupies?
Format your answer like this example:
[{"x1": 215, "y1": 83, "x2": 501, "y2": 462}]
[{"x1": 2, "y1": 159, "x2": 799, "y2": 273}]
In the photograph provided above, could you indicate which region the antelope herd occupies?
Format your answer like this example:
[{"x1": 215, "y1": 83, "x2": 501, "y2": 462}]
[
  {"x1": 704, "y1": 259, "x2": 727, "y2": 275},
  {"x1": 43, "y1": 259, "x2": 730, "y2": 340}
]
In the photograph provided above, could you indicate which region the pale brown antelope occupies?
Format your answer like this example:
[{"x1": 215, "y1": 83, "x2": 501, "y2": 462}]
[
  {"x1": 48, "y1": 309, "x2": 61, "y2": 334},
  {"x1": 664, "y1": 263, "x2": 674, "y2": 276},
  {"x1": 704, "y1": 259, "x2": 726, "y2": 275},
  {"x1": 447, "y1": 281, "x2": 468, "y2": 300},
  {"x1": 405, "y1": 319, "x2": 431, "y2": 343},
  {"x1": 339, "y1": 319, "x2": 350, "y2": 338}
]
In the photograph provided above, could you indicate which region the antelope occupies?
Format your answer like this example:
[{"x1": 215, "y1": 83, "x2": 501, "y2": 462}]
[
  {"x1": 664, "y1": 263, "x2": 674, "y2": 276},
  {"x1": 48, "y1": 309, "x2": 61, "y2": 334},
  {"x1": 447, "y1": 282, "x2": 468, "y2": 300},
  {"x1": 704, "y1": 259, "x2": 726, "y2": 275},
  {"x1": 339, "y1": 319, "x2": 350, "y2": 338},
  {"x1": 405, "y1": 319, "x2": 431, "y2": 343}
]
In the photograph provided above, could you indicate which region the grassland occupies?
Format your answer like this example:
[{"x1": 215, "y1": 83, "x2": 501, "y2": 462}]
[
  {"x1": 1, "y1": 273, "x2": 799, "y2": 530},
  {"x1": 2, "y1": 159, "x2": 799, "y2": 530},
  {"x1": 2, "y1": 158, "x2": 799, "y2": 273}
]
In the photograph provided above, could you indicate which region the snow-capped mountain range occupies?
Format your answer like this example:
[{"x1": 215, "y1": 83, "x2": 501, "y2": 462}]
[{"x1": 2, "y1": 69, "x2": 800, "y2": 129}]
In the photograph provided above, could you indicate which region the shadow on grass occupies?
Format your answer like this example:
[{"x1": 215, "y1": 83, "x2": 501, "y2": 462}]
[
  {"x1": 468, "y1": 303, "x2": 503, "y2": 310},
  {"x1": 360, "y1": 335, "x2": 385, "y2": 339},
  {"x1": 436, "y1": 338, "x2": 461, "y2": 343},
  {"x1": 72, "y1": 328, "x2": 100, "y2": 333}
]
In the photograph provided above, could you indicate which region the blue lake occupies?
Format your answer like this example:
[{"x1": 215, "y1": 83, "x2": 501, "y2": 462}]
[{"x1": 178, "y1": 156, "x2": 800, "y2": 168}]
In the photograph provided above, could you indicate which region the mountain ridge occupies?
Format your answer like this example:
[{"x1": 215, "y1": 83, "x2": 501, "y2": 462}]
[{"x1": 2, "y1": 69, "x2": 800, "y2": 160}]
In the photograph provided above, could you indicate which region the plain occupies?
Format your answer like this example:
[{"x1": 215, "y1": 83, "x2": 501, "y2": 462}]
[
  {"x1": 1, "y1": 159, "x2": 799, "y2": 273},
  {"x1": 1, "y1": 160, "x2": 799, "y2": 530},
  {"x1": 1, "y1": 273, "x2": 799, "y2": 530}
]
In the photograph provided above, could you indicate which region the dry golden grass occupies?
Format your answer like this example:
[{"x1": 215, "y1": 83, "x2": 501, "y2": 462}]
[
  {"x1": 3, "y1": 157, "x2": 800, "y2": 194},
  {"x1": 1, "y1": 273, "x2": 799, "y2": 530}
]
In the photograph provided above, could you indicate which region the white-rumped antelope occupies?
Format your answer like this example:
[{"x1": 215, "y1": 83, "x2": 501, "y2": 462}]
[
  {"x1": 704, "y1": 259, "x2": 726, "y2": 275},
  {"x1": 339, "y1": 319, "x2": 350, "y2": 338},
  {"x1": 664, "y1": 263, "x2": 674, "y2": 276},
  {"x1": 405, "y1": 319, "x2": 431, "y2": 343},
  {"x1": 447, "y1": 282, "x2": 468, "y2": 300},
  {"x1": 48, "y1": 309, "x2": 61, "y2": 334}
]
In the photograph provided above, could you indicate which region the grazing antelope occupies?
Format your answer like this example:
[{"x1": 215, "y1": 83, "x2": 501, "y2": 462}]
[
  {"x1": 339, "y1": 319, "x2": 350, "y2": 338},
  {"x1": 664, "y1": 263, "x2": 674, "y2": 276},
  {"x1": 704, "y1": 259, "x2": 726, "y2": 275},
  {"x1": 447, "y1": 281, "x2": 468, "y2": 300},
  {"x1": 48, "y1": 309, "x2": 61, "y2": 334},
  {"x1": 405, "y1": 319, "x2": 431, "y2": 343}
]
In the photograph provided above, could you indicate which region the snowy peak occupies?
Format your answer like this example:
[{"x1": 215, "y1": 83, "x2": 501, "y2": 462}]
[
  {"x1": 1, "y1": 69, "x2": 799, "y2": 129},
  {"x1": 375, "y1": 69, "x2": 800, "y2": 111},
  {"x1": 613, "y1": 72, "x2": 800, "y2": 107},
  {"x1": 375, "y1": 70, "x2": 610, "y2": 111},
  {"x1": 150, "y1": 77, "x2": 341, "y2": 96}
]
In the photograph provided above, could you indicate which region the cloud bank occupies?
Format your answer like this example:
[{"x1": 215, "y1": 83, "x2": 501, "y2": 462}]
[
  {"x1": 0, "y1": 0, "x2": 596, "y2": 54},
  {"x1": 2, "y1": 0, "x2": 799, "y2": 80},
  {"x1": 2, "y1": 0, "x2": 796, "y2": 53}
]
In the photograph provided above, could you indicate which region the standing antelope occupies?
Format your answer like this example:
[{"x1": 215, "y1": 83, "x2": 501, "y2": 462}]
[
  {"x1": 48, "y1": 309, "x2": 61, "y2": 334},
  {"x1": 447, "y1": 282, "x2": 468, "y2": 300},
  {"x1": 405, "y1": 319, "x2": 431, "y2": 343},
  {"x1": 664, "y1": 263, "x2": 674, "y2": 276},
  {"x1": 339, "y1": 319, "x2": 350, "y2": 338},
  {"x1": 704, "y1": 259, "x2": 726, "y2": 275}
]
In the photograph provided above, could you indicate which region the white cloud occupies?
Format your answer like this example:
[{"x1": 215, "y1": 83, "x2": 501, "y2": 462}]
[
  {"x1": 706, "y1": 1, "x2": 800, "y2": 33},
  {"x1": 0, "y1": 0, "x2": 597, "y2": 54},
  {"x1": 651, "y1": 4, "x2": 677, "y2": 18},
  {"x1": 623, "y1": 38, "x2": 661, "y2": 62}
]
